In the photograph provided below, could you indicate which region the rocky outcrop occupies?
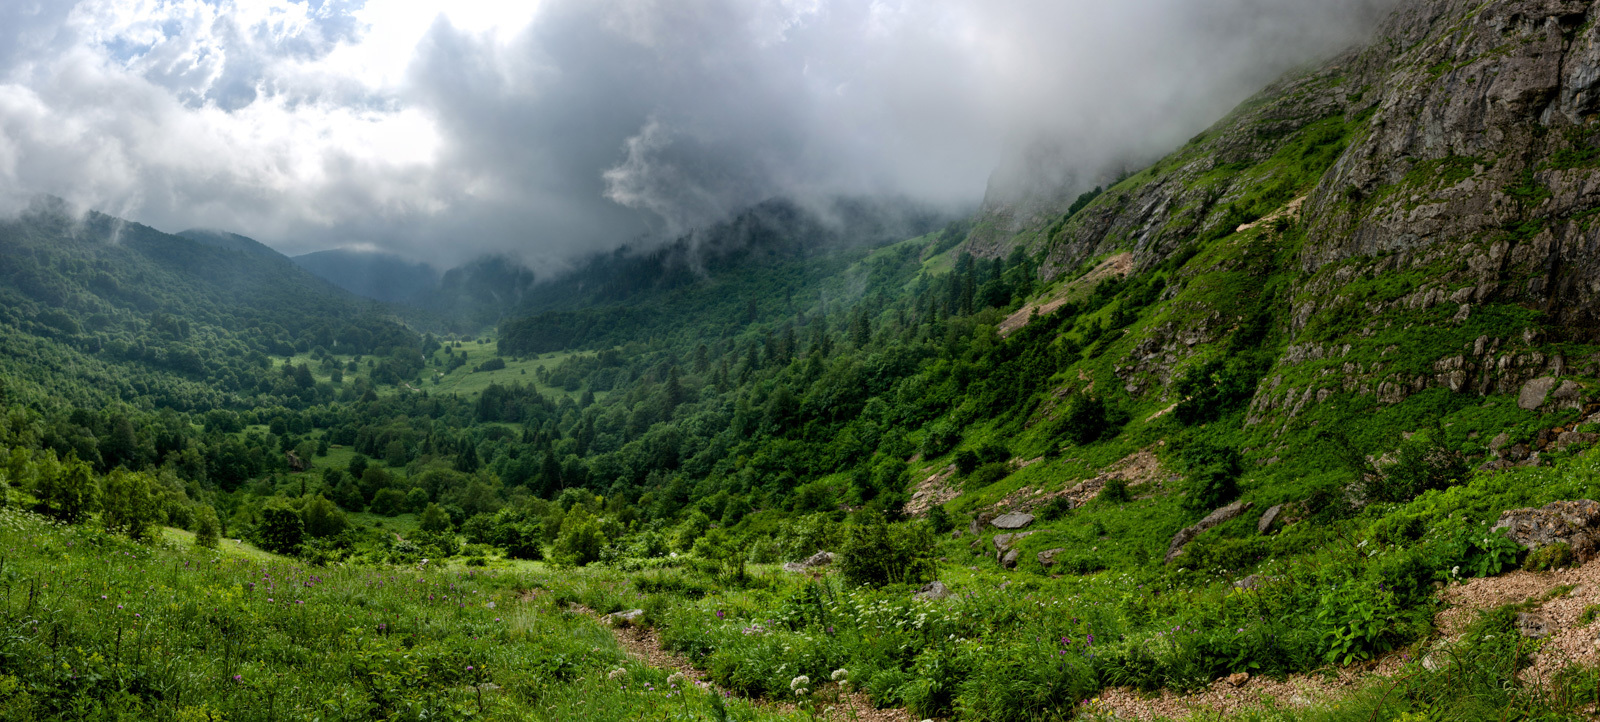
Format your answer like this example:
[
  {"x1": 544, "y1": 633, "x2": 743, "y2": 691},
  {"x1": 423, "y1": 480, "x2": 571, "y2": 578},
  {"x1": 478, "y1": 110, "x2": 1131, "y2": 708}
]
[
  {"x1": 602, "y1": 609, "x2": 645, "y2": 627},
  {"x1": 991, "y1": 513, "x2": 1035, "y2": 530},
  {"x1": 1491, "y1": 499, "x2": 1600, "y2": 561},
  {"x1": 1165, "y1": 501, "x2": 1254, "y2": 564},
  {"x1": 1037, "y1": 548, "x2": 1068, "y2": 567}
]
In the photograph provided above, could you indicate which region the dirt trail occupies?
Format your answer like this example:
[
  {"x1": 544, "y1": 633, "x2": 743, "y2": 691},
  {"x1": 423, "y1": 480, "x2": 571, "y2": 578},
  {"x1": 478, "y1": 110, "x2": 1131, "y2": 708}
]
[{"x1": 567, "y1": 603, "x2": 914, "y2": 722}]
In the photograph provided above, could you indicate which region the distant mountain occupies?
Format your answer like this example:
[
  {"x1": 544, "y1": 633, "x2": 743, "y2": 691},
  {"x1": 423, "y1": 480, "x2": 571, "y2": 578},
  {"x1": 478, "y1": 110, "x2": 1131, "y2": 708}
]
[
  {"x1": 0, "y1": 196, "x2": 418, "y2": 409},
  {"x1": 292, "y1": 249, "x2": 440, "y2": 306}
]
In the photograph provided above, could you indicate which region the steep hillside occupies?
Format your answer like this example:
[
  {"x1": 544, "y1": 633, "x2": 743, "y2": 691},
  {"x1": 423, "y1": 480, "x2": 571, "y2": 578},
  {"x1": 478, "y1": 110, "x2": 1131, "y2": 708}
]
[{"x1": 0, "y1": 197, "x2": 419, "y2": 410}]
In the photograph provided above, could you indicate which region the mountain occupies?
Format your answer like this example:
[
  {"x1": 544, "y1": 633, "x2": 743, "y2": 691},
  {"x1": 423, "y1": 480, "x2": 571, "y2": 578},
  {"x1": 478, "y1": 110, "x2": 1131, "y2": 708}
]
[
  {"x1": 292, "y1": 248, "x2": 441, "y2": 306},
  {"x1": 11, "y1": 2, "x2": 1600, "y2": 721},
  {"x1": 0, "y1": 196, "x2": 418, "y2": 410}
]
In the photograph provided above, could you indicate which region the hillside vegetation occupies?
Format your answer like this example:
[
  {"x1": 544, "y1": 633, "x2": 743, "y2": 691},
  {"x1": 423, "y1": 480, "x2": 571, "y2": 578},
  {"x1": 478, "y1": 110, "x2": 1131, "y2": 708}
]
[{"x1": 7, "y1": 0, "x2": 1600, "y2": 720}]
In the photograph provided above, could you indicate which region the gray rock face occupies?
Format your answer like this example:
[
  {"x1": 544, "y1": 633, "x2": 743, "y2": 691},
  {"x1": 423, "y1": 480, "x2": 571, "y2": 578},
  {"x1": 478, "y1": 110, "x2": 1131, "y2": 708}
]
[
  {"x1": 1000, "y1": 549, "x2": 1021, "y2": 570},
  {"x1": 1520, "y1": 377, "x2": 1559, "y2": 410},
  {"x1": 969, "y1": 513, "x2": 995, "y2": 536},
  {"x1": 1165, "y1": 501, "x2": 1254, "y2": 564},
  {"x1": 1492, "y1": 499, "x2": 1600, "y2": 562},
  {"x1": 1257, "y1": 504, "x2": 1284, "y2": 535},
  {"x1": 914, "y1": 581, "x2": 951, "y2": 601},
  {"x1": 991, "y1": 513, "x2": 1035, "y2": 530}
]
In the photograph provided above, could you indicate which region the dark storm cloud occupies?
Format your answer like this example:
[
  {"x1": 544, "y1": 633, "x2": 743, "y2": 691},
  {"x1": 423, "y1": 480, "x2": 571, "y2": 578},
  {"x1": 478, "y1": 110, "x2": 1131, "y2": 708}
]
[{"x1": 0, "y1": 0, "x2": 1401, "y2": 269}]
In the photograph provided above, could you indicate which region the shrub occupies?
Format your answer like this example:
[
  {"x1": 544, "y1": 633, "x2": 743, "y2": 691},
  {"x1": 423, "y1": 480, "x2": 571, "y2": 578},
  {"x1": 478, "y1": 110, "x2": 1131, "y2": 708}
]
[
  {"x1": 419, "y1": 503, "x2": 452, "y2": 533},
  {"x1": 369, "y1": 488, "x2": 407, "y2": 516},
  {"x1": 474, "y1": 358, "x2": 507, "y2": 373},
  {"x1": 965, "y1": 462, "x2": 1010, "y2": 491},
  {"x1": 302, "y1": 496, "x2": 349, "y2": 538},
  {"x1": 837, "y1": 510, "x2": 935, "y2": 588},
  {"x1": 193, "y1": 505, "x2": 221, "y2": 549},
  {"x1": 919, "y1": 420, "x2": 962, "y2": 458},
  {"x1": 1100, "y1": 477, "x2": 1130, "y2": 504},
  {"x1": 1180, "y1": 441, "x2": 1242, "y2": 513},
  {"x1": 255, "y1": 500, "x2": 305, "y2": 555},
  {"x1": 551, "y1": 509, "x2": 606, "y2": 566},
  {"x1": 1054, "y1": 393, "x2": 1121, "y2": 446},
  {"x1": 1037, "y1": 496, "x2": 1074, "y2": 521},
  {"x1": 926, "y1": 505, "x2": 954, "y2": 535}
]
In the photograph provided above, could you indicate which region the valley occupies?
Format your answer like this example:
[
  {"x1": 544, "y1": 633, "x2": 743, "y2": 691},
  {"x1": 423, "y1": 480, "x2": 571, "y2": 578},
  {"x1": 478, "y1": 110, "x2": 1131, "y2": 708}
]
[{"x1": 10, "y1": 0, "x2": 1600, "y2": 720}]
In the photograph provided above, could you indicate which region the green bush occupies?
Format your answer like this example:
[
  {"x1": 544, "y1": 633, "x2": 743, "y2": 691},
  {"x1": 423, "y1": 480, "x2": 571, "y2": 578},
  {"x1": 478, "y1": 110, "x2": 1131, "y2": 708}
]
[
  {"x1": 193, "y1": 505, "x2": 221, "y2": 549},
  {"x1": 1099, "y1": 477, "x2": 1130, "y2": 504},
  {"x1": 1180, "y1": 441, "x2": 1242, "y2": 513},
  {"x1": 255, "y1": 500, "x2": 305, "y2": 555},
  {"x1": 837, "y1": 511, "x2": 935, "y2": 588},
  {"x1": 965, "y1": 462, "x2": 1010, "y2": 491},
  {"x1": 1523, "y1": 542, "x2": 1571, "y2": 571}
]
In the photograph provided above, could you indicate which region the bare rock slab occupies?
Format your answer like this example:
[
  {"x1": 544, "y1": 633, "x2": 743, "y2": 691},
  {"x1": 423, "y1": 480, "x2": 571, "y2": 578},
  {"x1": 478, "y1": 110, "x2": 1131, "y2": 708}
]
[
  {"x1": 1165, "y1": 501, "x2": 1253, "y2": 564},
  {"x1": 991, "y1": 513, "x2": 1035, "y2": 530}
]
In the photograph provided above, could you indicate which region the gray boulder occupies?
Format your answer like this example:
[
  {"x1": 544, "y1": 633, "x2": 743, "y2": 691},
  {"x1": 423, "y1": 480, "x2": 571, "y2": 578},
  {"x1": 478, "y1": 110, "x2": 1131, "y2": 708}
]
[
  {"x1": 914, "y1": 581, "x2": 951, "y2": 601},
  {"x1": 603, "y1": 609, "x2": 645, "y2": 627},
  {"x1": 1000, "y1": 549, "x2": 1021, "y2": 569},
  {"x1": 1519, "y1": 377, "x2": 1559, "y2": 411},
  {"x1": 1257, "y1": 504, "x2": 1283, "y2": 535},
  {"x1": 991, "y1": 513, "x2": 1035, "y2": 530},
  {"x1": 1037, "y1": 548, "x2": 1067, "y2": 567},
  {"x1": 992, "y1": 531, "x2": 1034, "y2": 554},
  {"x1": 782, "y1": 551, "x2": 835, "y2": 573}
]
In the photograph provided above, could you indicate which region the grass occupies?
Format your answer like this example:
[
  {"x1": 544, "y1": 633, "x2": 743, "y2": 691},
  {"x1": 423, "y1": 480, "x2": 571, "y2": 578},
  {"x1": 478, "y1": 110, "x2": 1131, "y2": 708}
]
[{"x1": 0, "y1": 508, "x2": 804, "y2": 721}]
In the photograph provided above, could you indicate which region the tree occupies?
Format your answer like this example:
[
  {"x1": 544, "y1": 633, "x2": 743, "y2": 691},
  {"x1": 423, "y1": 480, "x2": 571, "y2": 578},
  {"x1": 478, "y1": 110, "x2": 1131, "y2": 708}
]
[
  {"x1": 302, "y1": 496, "x2": 349, "y2": 538},
  {"x1": 550, "y1": 508, "x2": 605, "y2": 566},
  {"x1": 35, "y1": 454, "x2": 99, "y2": 524},
  {"x1": 101, "y1": 468, "x2": 160, "y2": 541},
  {"x1": 255, "y1": 500, "x2": 305, "y2": 555},
  {"x1": 837, "y1": 510, "x2": 935, "y2": 588},
  {"x1": 420, "y1": 503, "x2": 452, "y2": 533},
  {"x1": 193, "y1": 505, "x2": 221, "y2": 549},
  {"x1": 370, "y1": 488, "x2": 407, "y2": 516}
]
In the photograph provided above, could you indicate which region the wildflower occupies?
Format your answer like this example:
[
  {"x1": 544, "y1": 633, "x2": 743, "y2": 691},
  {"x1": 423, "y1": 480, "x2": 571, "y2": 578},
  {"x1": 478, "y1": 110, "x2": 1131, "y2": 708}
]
[
  {"x1": 608, "y1": 668, "x2": 627, "y2": 681},
  {"x1": 667, "y1": 672, "x2": 687, "y2": 687},
  {"x1": 790, "y1": 675, "x2": 811, "y2": 690},
  {"x1": 831, "y1": 669, "x2": 849, "y2": 682},
  {"x1": 466, "y1": 666, "x2": 474, "y2": 671}
]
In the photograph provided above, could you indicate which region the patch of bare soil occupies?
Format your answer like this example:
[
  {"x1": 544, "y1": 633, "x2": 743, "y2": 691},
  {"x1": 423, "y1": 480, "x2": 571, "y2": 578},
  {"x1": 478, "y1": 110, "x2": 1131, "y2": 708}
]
[
  {"x1": 906, "y1": 463, "x2": 960, "y2": 517},
  {"x1": 999, "y1": 252, "x2": 1133, "y2": 337},
  {"x1": 992, "y1": 448, "x2": 1169, "y2": 514},
  {"x1": 1098, "y1": 663, "x2": 1402, "y2": 722},
  {"x1": 1437, "y1": 559, "x2": 1600, "y2": 686}
]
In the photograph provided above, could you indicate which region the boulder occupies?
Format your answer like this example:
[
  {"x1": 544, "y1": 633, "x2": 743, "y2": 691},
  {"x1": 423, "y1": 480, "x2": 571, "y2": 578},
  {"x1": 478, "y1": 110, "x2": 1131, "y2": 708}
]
[
  {"x1": 1517, "y1": 611, "x2": 1551, "y2": 639},
  {"x1": 991, "y1": 513, "x2": 1035, "y2": 530},
  {"x1": 1519, "y1": 377, "x2": 1559, "y2": 411},
  {"x1": 914, "y1": 581, "x2": 951, "y2": 601},
  {"x1": 603, "y1": 609, "x2": 645, "y2": 627},
  {"x1": 1551, "y1": 380, "x2": 1584, "y2": 411},
  {"x1": 1000, "y1": 549, "x2": 1021, "y2": 570},
  {"x1": 782, "y1": 551, "x2": 835, "y2": 573},
  {"x1": 1037, "y1": 548, "x2": 1067, "y2": 567},
  {"x1": 1165, "y1": 501, "x2": 1254, "y2": 564},
  {"x1": 1556, "y1": 432, "x2": 1599, "y2": 451},
  {"x1": 993, "y1": 531, "x2": 1034, "y2": 554},
  {"x1": 1257, "y1": 504, "x2": 1283, "y2": 535},
  {"x1": 1226, "y1": 672, "x2": 1250, "y2": 688},
  {"x1": 969, "y1": 513, "x2": 995, "y2": 535},
  {"x1": 1492, "y1": 499, "x2": 1600, "y2": 562}
]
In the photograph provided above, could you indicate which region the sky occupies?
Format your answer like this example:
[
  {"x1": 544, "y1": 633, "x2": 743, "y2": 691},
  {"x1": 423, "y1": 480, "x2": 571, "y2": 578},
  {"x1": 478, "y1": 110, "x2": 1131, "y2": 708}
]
[{"x1": 0, "y1": 0, "x2": 1398, "y2": 270}]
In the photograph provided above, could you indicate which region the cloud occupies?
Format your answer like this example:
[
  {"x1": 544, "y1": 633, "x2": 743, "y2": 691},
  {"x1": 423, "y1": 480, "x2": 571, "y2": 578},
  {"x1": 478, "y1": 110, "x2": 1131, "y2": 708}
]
[{"x1": 0, "y1": 0, "x2": 1399, "y2": 269}]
